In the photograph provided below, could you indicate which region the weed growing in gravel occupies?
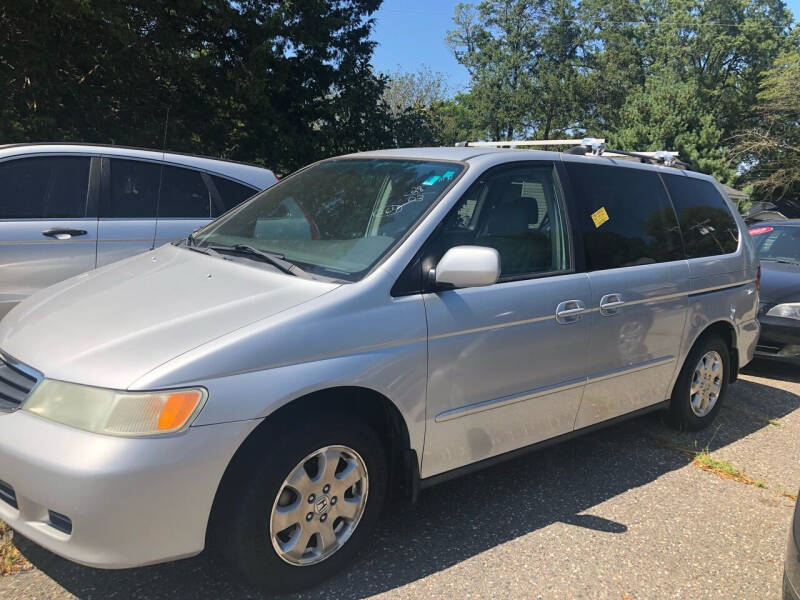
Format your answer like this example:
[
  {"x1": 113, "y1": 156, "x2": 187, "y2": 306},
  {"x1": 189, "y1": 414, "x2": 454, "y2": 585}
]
[
  {"x1": 0, "y1": 520, "x2": 30, "y2": 576},
  {"x1": 768, "y1": 419, "x2": 780, "y2": 427},
  {"x1": 693, "y1": 451, "x2": 755, "y2": 484},
  {"x1": 650, "y1": 435, "x2": 789, "y2": 499}
]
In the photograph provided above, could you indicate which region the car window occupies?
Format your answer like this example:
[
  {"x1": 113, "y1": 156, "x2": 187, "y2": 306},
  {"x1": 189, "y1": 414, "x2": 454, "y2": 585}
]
[
  {"x1": 106, "y1": 159, "x2": 160, "y2": 218},
  {"x1": 749, "y1": 225, "x2": 800, "y2": 264},
  {"x1": 210, "y1": 175, "x2": 257, "y2": 216},
  {"x1": 662, "y1": 174, "x2": 739, "y2": 257},
  {"x1": 426, "y1": 164, "x2": 570, "y2": 278},
  {"x1": 565, "y1": 162, "x2": 683, "y2": 270},
  {"x1": 159, "y1": 165, "x2": 210, "y2": 218},
  {"x1": 0, "y1": 156, "x2": 90, "y2": 219}
]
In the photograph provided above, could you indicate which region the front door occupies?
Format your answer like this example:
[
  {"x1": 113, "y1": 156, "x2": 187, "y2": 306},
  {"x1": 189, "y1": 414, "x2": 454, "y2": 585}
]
[
  {"x1": 421, "y1": 162, "x2": 591, "y2": 478},
  {"x1": 562, "y1": 161, "x2": 690, "y2": 429},
  {"x1": 0, "y1": 155, "x2": 99, "y2": 318}
]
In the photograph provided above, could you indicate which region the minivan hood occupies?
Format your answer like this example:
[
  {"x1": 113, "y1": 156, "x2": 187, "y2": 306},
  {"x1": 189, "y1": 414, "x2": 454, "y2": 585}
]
[{"x1": 0, "y1": 244, "x2": 339, "y2": 389}]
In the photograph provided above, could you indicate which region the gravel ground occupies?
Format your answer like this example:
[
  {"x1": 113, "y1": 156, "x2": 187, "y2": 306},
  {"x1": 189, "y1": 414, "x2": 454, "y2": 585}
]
[{"x1": 1, "y1": 358, "x2": 799, "y2": 600}]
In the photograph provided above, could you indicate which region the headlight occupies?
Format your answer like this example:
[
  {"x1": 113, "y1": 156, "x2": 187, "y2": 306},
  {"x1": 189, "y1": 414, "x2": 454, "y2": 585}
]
[
  {"x1": 23, "y1": 380, "x2": 207, "y2": 437},
  {"x1": 766, "y1": 303, "x2": 800, "y2": 321}
]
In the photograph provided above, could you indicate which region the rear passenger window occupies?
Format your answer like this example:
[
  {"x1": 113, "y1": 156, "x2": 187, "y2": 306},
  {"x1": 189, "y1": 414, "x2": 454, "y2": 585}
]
[
  {"x1": 159, "y1": 165, "x2": 210, "y2": 217},
  {"x1": 427, "y1": 164, "x2": 570, "y2": 278},
  {"x1": 566, "y1": 162, "x2": 683, "y2": 271},
  {"x1": 662, "y1": 174, "x2": 739, "y2": 257},
  {"x1": 106, "y1": 159, "x2": 160, "y2": 218},
  {"x1": 210, "y1": 176, "x2": 257, "y2": 216},
  {"x1": 0, "y1": 156, "x2": 90, "y2": 219}
]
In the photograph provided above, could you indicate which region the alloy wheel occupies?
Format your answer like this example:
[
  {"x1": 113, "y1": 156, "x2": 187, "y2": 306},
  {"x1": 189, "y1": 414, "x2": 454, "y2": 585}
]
[{"x1": 269, "y1": 445, "x2": 369, "y2": 566}]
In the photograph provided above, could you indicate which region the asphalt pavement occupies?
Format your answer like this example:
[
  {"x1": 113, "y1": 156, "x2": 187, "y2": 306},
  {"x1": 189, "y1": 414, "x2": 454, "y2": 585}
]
[{"x1": 1, "y1": 358, "x2": 799, "y2": 600}]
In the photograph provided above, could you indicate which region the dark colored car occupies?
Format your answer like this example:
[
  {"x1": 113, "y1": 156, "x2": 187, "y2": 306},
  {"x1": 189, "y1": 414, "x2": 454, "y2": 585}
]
[
  {"x1": 749, "y1": 221, "x2": 800, "y2": 363},
  {"x1": 784, "y1": 492, "x2": 800, "y2": 599}
]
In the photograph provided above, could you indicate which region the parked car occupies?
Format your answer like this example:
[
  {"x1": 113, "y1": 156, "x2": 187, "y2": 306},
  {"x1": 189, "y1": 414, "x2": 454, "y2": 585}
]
[
  {"x1": 0, "y1": 148, "x2": 759, "y2": 592},
  {"x1": 784, "y1": 491, "x2": 800, "y2": 599},
  {"x1": 0, "y1": 143, "x2": 277, "y2": 318},
  {"x1": 749, "y1": 221, "x2": 800, "y2": 363}
]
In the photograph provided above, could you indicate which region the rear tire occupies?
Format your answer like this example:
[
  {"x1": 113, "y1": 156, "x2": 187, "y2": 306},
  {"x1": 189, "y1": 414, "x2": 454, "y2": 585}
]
[
  {"x1": 668, "y1": 333, "x2": 731, "y2": 430},
  {"x1": 212, "y1": 413, "x2": 387, "y2": 593}
]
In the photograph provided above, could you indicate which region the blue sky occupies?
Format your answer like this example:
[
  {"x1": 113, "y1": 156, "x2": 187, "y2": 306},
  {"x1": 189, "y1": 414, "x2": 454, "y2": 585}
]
[{"x1": 370, "y1": 0, "x2": 800, "y2": 93}]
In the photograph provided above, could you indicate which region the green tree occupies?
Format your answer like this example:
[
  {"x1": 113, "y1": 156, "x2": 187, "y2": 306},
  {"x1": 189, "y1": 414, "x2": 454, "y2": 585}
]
[
  {"x1": 429, "y1": 92, "x2": 484, "y2": 145},
  {"x1": 582, "y1": 0, "x2": 793, "y2": 180},
  {"x1": 0, "y1": 0, "x2": 388, "y2": 173},
  {"x1": 610, "y1": 70, "x2": 733, "y2": 181},
  {"x1": 381, "y1": 67, "x2": 450, "y2": 148},
  {"x1": 446, "y1": 1, "x2": 539, "y2": 140},
  {"x1": 446, "y1": 0, "x2": 589, "y2": 141},
  {"x1": 382, "y1": 67, "x2": 449, "y2": 116},
  {"x1": 732, "y1": 48, "x2": 800, "y2": 212}
]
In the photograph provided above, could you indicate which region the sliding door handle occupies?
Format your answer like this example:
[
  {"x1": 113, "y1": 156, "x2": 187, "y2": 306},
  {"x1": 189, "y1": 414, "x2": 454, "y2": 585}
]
[
  {"x1": 599, "y1": 293, "x2": 625, "y2": 316},
  {"x1": 555, "y1": 300, "x2": 586, "y2": 324},
  {"x1": 42, "y1": 228, "x2": 88, "y2": 240}
]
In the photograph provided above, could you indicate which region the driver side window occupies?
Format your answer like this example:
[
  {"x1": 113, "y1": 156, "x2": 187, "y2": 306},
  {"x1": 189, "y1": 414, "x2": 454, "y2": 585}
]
[{"x1": 426, "y1": 163, "x2": 571, "y2": 279}]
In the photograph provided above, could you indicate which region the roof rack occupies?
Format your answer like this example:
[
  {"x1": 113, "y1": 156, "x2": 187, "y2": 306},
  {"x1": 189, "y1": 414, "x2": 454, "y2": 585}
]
[{"x1": 455, "y1": 137, "x2": 690, "y2": 169}]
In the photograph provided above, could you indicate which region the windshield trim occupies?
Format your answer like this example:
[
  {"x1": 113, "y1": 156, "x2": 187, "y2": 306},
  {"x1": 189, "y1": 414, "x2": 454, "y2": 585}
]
[{"x1": 190, "y1": 156, "x2": 471, "y2": 282}]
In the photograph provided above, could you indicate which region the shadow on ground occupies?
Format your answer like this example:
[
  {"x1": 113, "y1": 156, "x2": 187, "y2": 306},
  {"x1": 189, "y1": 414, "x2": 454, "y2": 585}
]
[
  {"x1": 11, "y1": 375, "x2": 800, "y2": 600},
  {"x1": 742, "y1": 358, "x2": 800, "y2": 384}
]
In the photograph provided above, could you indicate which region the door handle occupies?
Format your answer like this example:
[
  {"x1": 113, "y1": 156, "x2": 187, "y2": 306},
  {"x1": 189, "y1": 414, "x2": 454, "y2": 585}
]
[
  {"x1": 42, "y1": 228, "x2": 88, "y2": 240},
  {"x1": 599, "y1": 293, "x2": 625, "y2": 316},
  {"x1": 555, "y1": 299, "x2": 586, "y2": 324}
]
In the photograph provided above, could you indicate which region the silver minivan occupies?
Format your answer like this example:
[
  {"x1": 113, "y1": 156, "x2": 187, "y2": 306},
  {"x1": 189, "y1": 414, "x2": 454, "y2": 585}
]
[
  {"x1": 0, "y1": 147, "x2": 759, "y2": 592},
  {"x1": 0, "y1": 143, "x2": 277, "y2": 318}
]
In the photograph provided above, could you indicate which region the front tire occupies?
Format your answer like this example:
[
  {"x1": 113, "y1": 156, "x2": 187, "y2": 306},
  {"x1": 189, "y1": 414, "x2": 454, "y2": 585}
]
[
  {"x1": 213, "y1": 414, "x2": 387, "y2": 592},
  {"x1": 669, "y1": 333, "x2": 731, "y2": 430}
]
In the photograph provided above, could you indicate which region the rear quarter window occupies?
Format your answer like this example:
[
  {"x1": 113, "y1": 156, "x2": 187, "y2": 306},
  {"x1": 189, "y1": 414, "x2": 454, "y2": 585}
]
[
  {"x1": 662, "y1": 174, "x2": 739, "y2": 257},
  {"x1": 210, "y1": 175, "x2": 257, "y2": 216},
  {"x1": 565, "y1": 162, "x2": 683, "y2": 271}
]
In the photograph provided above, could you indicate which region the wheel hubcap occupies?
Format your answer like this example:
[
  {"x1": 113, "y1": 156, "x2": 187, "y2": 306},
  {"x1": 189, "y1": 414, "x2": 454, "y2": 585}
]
[
  {"x1": 690, "y1": 350, "x2": 723, "y2": 417},
  {"x1": 269, "y1": 445, "x2": 368, "y2": 566}
]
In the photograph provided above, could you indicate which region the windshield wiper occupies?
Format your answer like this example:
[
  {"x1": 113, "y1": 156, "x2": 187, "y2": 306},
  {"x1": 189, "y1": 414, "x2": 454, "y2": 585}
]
[
  {"x1": 761, "y1": 258, "x2": 800, "y2": 265},
  {"x1": 207, "y1": 244, "x2": 302, "y2": 276}
]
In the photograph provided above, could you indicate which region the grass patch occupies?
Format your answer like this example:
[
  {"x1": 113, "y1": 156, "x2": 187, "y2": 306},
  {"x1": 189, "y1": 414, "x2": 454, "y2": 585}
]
[
  {"x1": 768, "y1": 419, "x2": 780, "y2": 427},
  {"x1": 0, "y1": 521, "x2": 30, "y2": 576},
  {"x1": 693, "y1": 451, "x2": 756, "y2": 484},
  {"x1": 651, "y1": 435, "x2": 791, "y2": 500}
]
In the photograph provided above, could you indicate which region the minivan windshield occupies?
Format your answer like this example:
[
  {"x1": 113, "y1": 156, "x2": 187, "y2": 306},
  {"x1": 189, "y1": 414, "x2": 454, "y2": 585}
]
[{"x1": 191, "y1": 158, "x2": 463, "y2": 280}]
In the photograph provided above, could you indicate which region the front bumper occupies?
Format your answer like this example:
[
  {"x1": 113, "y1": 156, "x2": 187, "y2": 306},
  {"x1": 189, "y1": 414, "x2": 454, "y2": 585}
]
[
  {"x1": 756, "y1": 315, "x2": 800, "y2": 363},
  {"x1": 0, "y1": 410, "x2": 259, "y2": 568}
]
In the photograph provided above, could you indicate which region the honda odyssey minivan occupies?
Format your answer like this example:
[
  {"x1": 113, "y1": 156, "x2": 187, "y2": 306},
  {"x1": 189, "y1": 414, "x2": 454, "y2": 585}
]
[{"x1": 0, "y1": 147, "x2": 759, "y2": 592}]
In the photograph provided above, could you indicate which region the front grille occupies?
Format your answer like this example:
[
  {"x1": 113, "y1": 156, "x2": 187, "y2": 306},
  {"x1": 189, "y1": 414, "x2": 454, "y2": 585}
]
[
  {"x1": 0, "y1": 353, "x2": 40, "y2": 412},
  {"x1": 0, "y1": 479, "x2": 17, "y2": 509}
]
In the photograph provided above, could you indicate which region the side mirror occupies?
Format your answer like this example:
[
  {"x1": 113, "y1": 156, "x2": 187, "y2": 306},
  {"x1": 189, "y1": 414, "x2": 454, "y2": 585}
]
[{"x1": 432, "y1": 245, "x2": 500, "y2": 289}]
